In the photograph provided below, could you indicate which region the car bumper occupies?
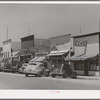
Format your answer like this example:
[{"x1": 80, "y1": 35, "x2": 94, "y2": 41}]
[
  {"x1": 51, "y1": 72, "x2": 64, "y2": 76},
  {"x1": 24, "y1": 71, "x2": 39, "y2": 75}
]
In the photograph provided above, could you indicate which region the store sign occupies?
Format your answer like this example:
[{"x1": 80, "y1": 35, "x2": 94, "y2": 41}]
[
  {"x1": 75, "y1": 41, "x2": 87, "y2": 46},
  {"x1": 29, "y1": 47, "x2": 39, "y2": 52}
]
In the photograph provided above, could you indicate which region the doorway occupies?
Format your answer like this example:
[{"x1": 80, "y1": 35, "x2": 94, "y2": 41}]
[{"x1": 84, "y1": 61, "x2": 88, "y2": 76}]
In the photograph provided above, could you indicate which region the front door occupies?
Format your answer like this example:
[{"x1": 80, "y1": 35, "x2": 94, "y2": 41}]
[{"x1": 84, "y1": 61, "x2": 88, "y2": 76}]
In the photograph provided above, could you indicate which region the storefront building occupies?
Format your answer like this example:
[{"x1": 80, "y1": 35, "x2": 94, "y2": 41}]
[
  {"x1": 20, "y1": 35, "x2": 34, "y2": 62},
  {"x1": 66, "y1": 32, "x2": 99, "y2": 76},
  {"x1": 48, "y1": 42, "x2": 71, "y2": 70},
  {"x1": 3, "y1": 39, "x2": 21, "y2": 63}
]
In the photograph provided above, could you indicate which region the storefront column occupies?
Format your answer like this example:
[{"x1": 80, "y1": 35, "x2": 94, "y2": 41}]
[{"x1": 99, "y1": 32, "x2": 100, "y2": 76}]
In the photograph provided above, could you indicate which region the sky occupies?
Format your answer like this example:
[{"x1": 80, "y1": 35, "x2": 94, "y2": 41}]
[{"x1": 0, "y1": 4, "x2": 100, "y2": 46}]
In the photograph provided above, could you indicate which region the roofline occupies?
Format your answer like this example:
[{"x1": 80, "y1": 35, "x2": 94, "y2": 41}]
[
  {"x1": 71, "y1": 32, "x2": 100, "y2": 38},
  {"x1": 48, "y1": 33, "x2": 71, "y2": 39},
  {"x1": 20, "y1": 35, "x2": 34, "y2": 39}
]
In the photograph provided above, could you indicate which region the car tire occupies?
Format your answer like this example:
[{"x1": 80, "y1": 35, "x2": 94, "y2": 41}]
[
  {"x1": 71, "y1": 72, "x2": 77, "y2": 79},
  {"x1": 35, "y1": 75, "x2": 37, "y2": 77},
  {"x1": 25, "y1": 74, "x2": 28, "y2": 77},
  {"x1": 63, "y1": 71, "x2": 67, "y2": 78},
  {"x1": 51, "y1": 74, "x2": 55, "y2": 78},
  {"x1": 39, "y1": 72, "x2": 42, "y2": 77},
  {"x1": 45, "y1": 71, "x2": 49, "y2": 77}
]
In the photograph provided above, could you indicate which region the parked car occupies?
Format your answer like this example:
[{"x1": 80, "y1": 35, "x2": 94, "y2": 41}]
[
  {"x1": 11, "y1": 61, "x2": 25, "y2": 73},
  {"x1": 24, "y1": 62, "x2": 47, "y2": 77},
  {"x1": 3, "y1": 62, "x2": 12, "y2": 72},
  {"x1": 0, "y1": 62, "x2": 5, "y2": 72},
  {"x1": 18, "y1": 63, "x2": 28, "y2": 74},
  {"x1": 50, "y1": 64, "x2": 77, "y2": 79}
]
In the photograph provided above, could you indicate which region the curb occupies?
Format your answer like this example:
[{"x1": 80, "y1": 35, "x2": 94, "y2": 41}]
[{"x1": 77, "y1": 76, "x2": 100, "y2": 80}]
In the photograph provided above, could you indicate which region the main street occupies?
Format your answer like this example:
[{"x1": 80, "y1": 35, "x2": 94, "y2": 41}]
[{"x1": 0, "y1": 72, "x2": 100, "y2": 90}]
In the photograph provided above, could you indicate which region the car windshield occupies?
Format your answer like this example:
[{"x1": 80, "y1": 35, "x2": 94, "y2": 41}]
[
  {"x1": 29, "y1": 63, "x2": 37, "y2": 65},
  {"x1": 23, "y1": 64, "x2": 28, "y2": 66}
]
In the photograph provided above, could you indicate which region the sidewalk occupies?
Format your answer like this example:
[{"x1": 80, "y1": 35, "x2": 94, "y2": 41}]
[{"x1": 77, "y1": 75, "x2": 100, "y2": 80}]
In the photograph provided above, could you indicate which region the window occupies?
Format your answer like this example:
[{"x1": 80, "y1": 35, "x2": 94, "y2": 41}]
[
  {"x1": 52, "y1": 59, "x2": 57, "y2": 64},
  {"x1": 29, "y1": 63, "x2": 37, "y2": 65},
  {"x1": 40, "y1": 64, "x2": 43, "y2": 67},
  {"x1": 52, "y1": 58, "x2": 63, "y2": 64},
  {"x1": 6, "y1": 52, "x2": 7, "y2": 58},
  {"x1": 4, "y1": 52, "x2": 5, "y2": 58},
  {"x1": 89, "y1": 62, "x2": 99, "y2": 71},
  {"x1": 74, "y1": 62, "x2": 84, "y2": 70},
  {"x1": 58, "y1": 59, "x2": 63, "y2": 63}
]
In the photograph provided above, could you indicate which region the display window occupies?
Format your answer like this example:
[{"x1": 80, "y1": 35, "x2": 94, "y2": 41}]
[
  {"x1": 52, "y1": 58, "x2": 63, "y2": 64},
  {"x1": 74, "y1": 61, "x2": 84, "y2": 70},
  {"x1": 89, "y1": 60, "x2": 99, "y2": 71}
]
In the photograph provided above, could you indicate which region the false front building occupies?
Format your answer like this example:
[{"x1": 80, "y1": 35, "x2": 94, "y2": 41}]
[{"x1": 66, "y1": 32, "x2": 99, "y2": 76}]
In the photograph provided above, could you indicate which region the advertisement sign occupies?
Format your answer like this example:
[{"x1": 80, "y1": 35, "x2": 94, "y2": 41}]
[{"x1": 74, "y1": 41, "x2": 87, "y2": 46}]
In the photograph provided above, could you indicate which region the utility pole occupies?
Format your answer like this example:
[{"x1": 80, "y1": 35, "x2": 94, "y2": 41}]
[
  {"x1": 6, "y1": 25, "x2": 8, "y2": 40},
  {"x1": 99, "y1": 18, "x2": 100, "y2": 76},
  {"x1": 79, "y1": 26, "x2": 82, "y2": 35},
  {"x1": 99, "y1": 18, "x2": 100, "y2": 32}
]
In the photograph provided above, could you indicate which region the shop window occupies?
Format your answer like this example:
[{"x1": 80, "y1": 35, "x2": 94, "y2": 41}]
[
  {"x1": 74, "y1": 62, "x2": 84, "y2": 70},
  {"x1": 6, "y1": 52, "x2": 7, "y2": 58},
  {"x1": 89, "y1": 62, "x2": 99, "y2": 71},
  {"x1": 52, "y1": 59, "x2": 57, "y2": 64},
  {"x1": 4, "y1": 52, "x2": 5, "y2": 58},
  {"x1": 58, "y1": 59, "x2": 63, "y2": 63}
]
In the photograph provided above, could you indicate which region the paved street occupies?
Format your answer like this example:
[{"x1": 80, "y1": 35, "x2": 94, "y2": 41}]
[{"x1": 0, "y1": 72, "x2": 100, "y2": 90}]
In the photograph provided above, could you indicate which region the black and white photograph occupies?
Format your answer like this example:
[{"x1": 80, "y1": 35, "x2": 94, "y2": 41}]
[{"x1": 0, "y1": 1, "x2": 100, "y2": 99}]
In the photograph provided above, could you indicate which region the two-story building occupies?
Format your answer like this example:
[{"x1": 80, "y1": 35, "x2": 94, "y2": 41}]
[{"x1": 3, "y1": 39, "x2": 21, "y2": 63}]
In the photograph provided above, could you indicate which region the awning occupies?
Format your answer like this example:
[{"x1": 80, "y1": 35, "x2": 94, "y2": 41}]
[
  {"x1": 65, "y1": 54, "x2": 81, "y2": 61},
  {"x1": 29, "y1": 56, "x2": 46, "y2": 62},
  {"x1": 66, "y1": 42, "x2": 99, "y2": 61},
  {"x1": 48, "y1": 50, "x2": 69, "y2": 56},
  {"x1": 65, "y1": 53, "x2": 99, "y2": 61},
  {"x1": 78, "y1": 53, "x2": 98, "y2": 60},
  {"x1": 13, "y1": 51, "x2": 20, "y2": 57}
]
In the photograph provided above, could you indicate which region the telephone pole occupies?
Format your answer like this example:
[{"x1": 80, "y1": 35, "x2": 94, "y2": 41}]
[
  {"x1": 6, "y1": 25, "x2": 8, "y2": 40},
  {"x1": 79, "y1": 26, "x2": 82, "y2": 35},
  {"x1": 99, "y1": 18, "x2": 100, "y2": 76}
]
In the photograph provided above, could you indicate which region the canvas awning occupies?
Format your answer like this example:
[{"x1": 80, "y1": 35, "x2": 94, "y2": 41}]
[
  {"x1": 29, "y1": 56, "x2": 46, "y2": 62},
  {"x1": 12, "y1": 51, "x2": 20, "y2": 57},
  {"x1": 65, "y1": 54, "x2": 81, "y2": 61},
  {"x1": 65, "y1": 53, "x2": 99, "y2": 61},
  {"x1": 66, "y1": 42, "x2": 99, "y2": 61},
  {"x1": 48, "y1": 50, "x2": 69, "y2": 56}
]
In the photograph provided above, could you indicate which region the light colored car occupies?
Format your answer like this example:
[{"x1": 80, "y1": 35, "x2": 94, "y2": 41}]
[
  {"x1": 18, "y1": 63, "x2": 28, "y2": 74},
  {"x1": 24, "y1": 62, "x2": 45, "y2": 77}
]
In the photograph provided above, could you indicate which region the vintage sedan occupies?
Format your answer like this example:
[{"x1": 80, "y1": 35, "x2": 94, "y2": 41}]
[
  {"x1": 50, "y1": 64, "x2": 77, "y2": 79},
  {"x1": 24, "y1": 62, "x2": 45, "y2": 77},
  {"x1": 18, "y1": 63, "x2": 28, "y2": 74}
]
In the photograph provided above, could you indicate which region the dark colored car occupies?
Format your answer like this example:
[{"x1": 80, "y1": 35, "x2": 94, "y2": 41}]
[
  {"x1": 50, "y1": 64, "x2": 77, "y2": 79},
  {"x1": 3, "y1": 63, "x2": 12, "y2": 72},
  {"x1": 11, "y1": 61, "x2": 25, "y2": 73}
]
